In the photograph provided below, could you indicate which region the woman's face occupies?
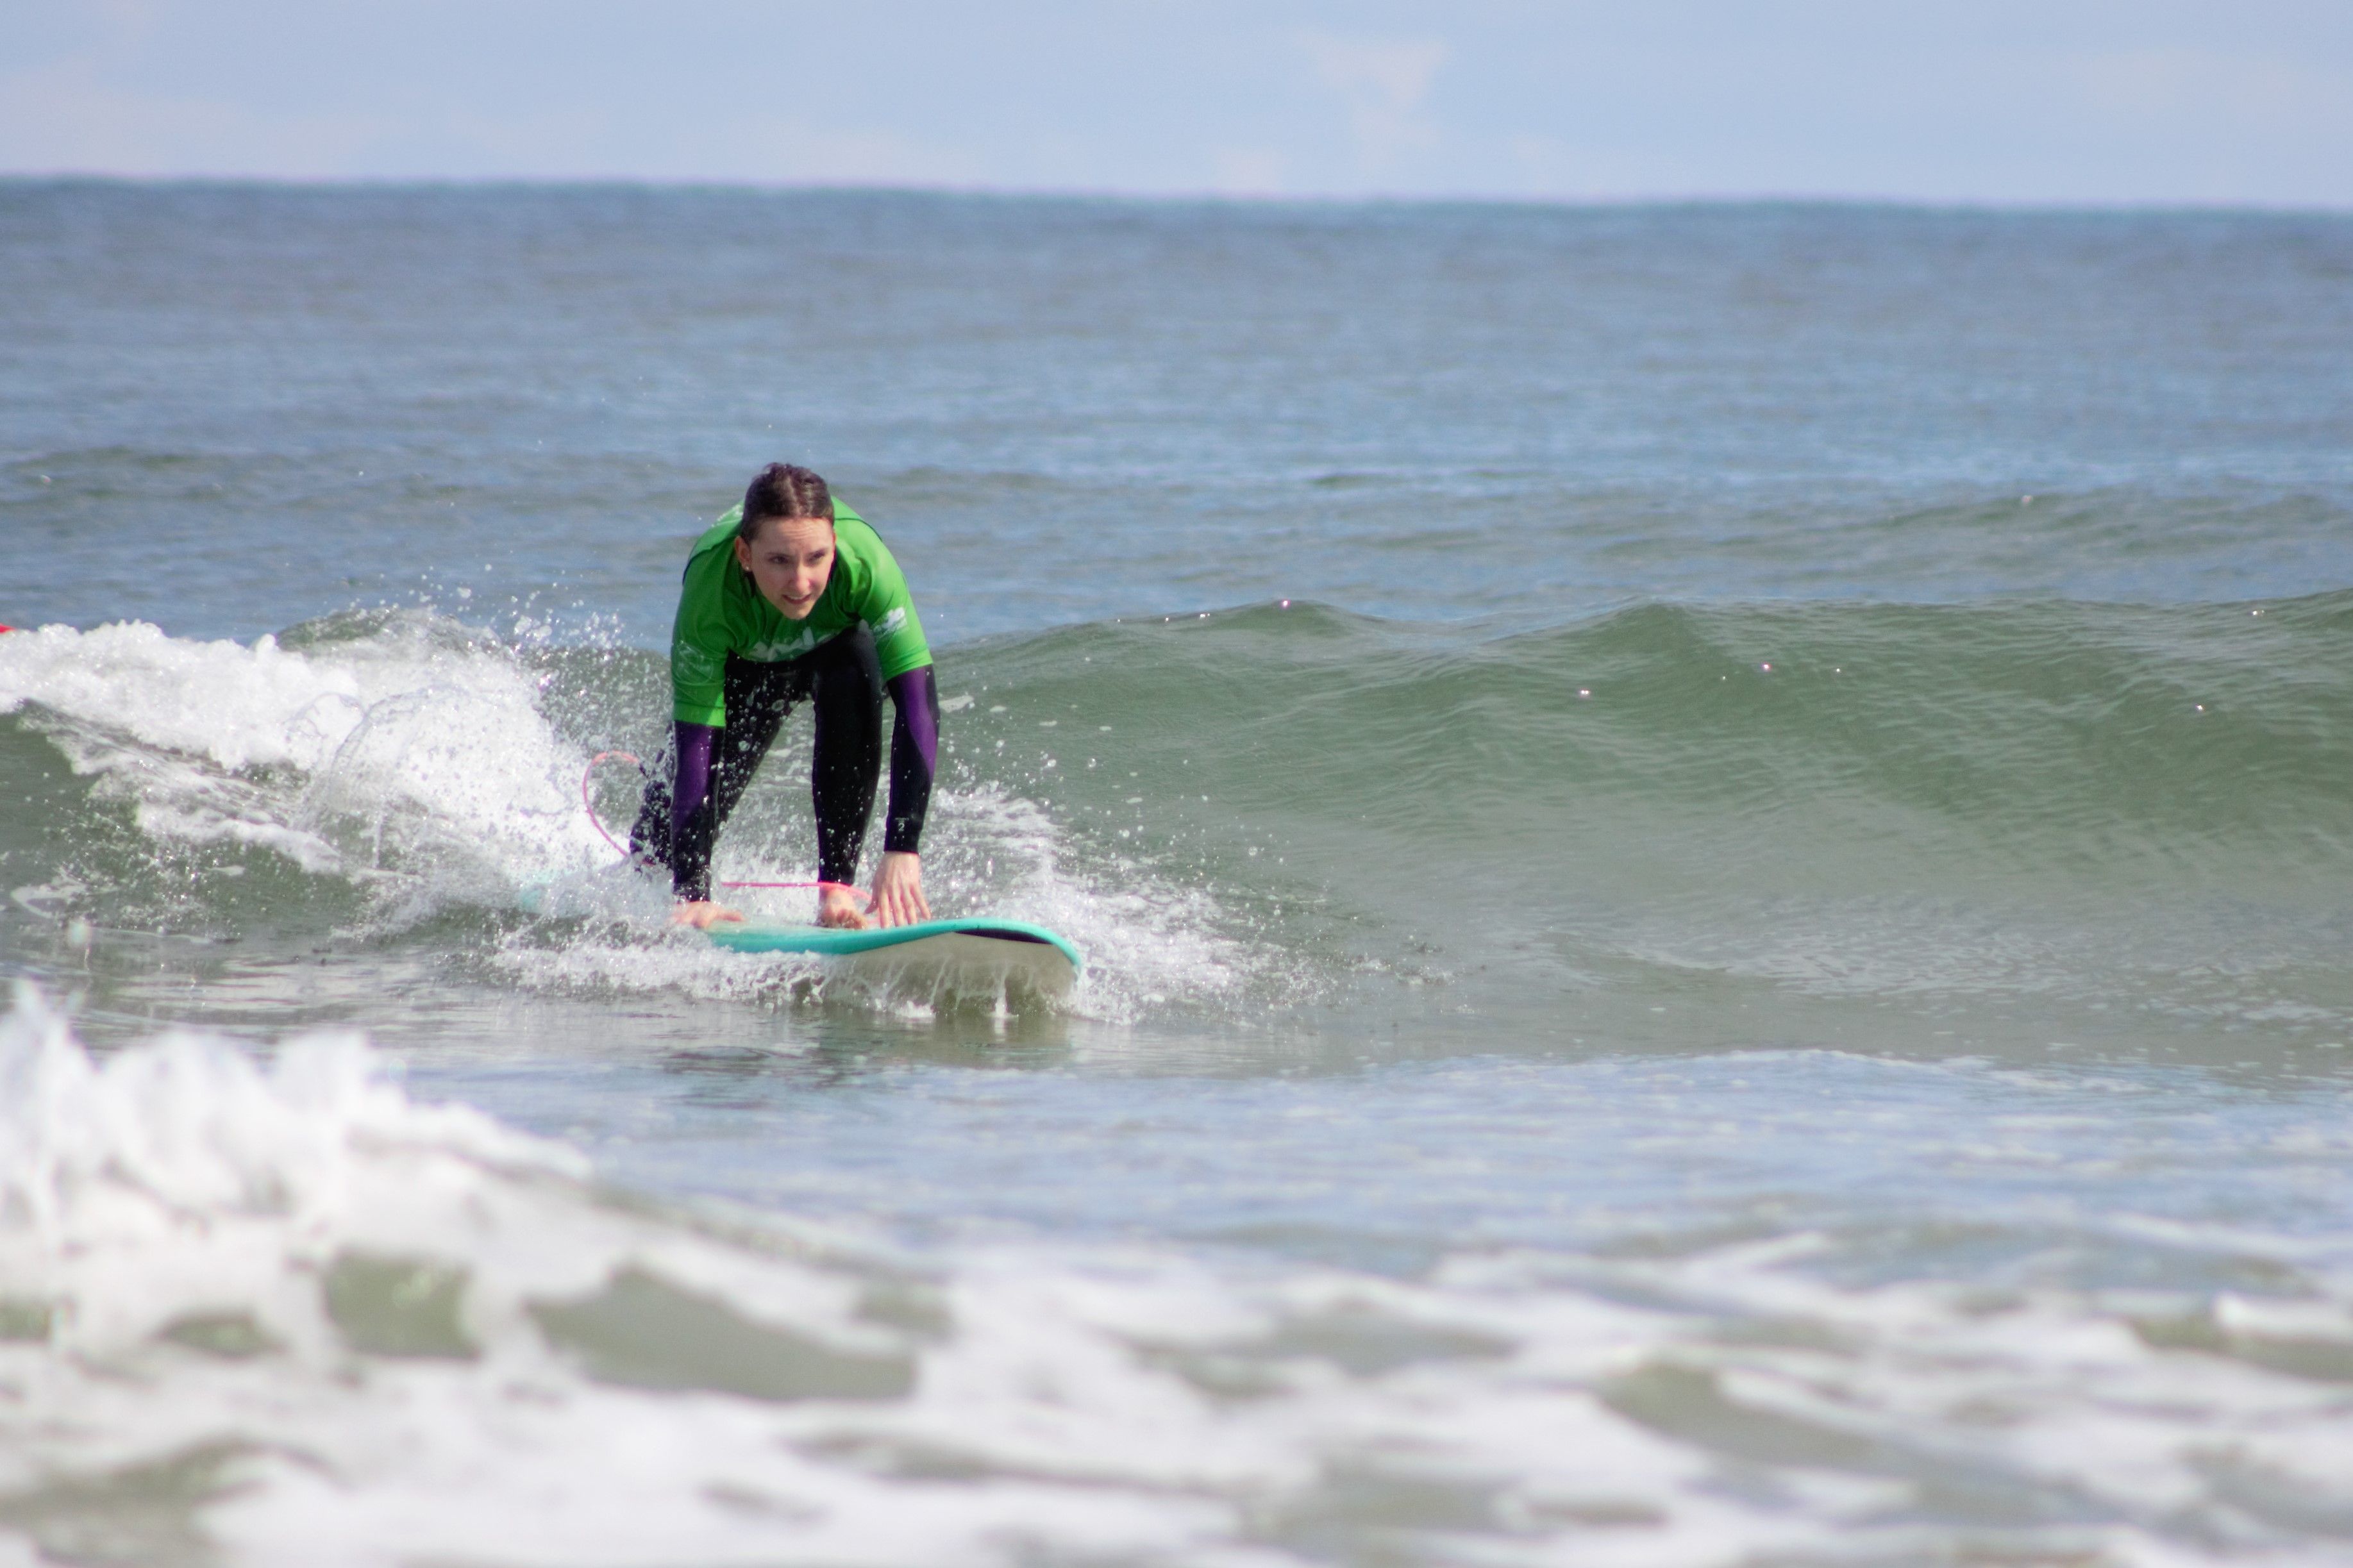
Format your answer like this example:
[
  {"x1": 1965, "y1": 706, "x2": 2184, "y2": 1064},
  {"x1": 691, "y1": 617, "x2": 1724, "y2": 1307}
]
[{"x1": 733, "y1": 515, "x2": 836, "y2": 619}]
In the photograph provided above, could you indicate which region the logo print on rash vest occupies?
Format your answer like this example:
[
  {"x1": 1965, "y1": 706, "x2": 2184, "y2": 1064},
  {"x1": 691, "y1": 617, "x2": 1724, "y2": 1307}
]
[{"x1": 746, "y1": 628, "x2": 821, "y2": 662}]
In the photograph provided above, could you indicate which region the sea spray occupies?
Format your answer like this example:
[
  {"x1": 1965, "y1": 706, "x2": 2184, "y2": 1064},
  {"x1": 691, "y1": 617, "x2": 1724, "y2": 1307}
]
[
  {"x1": 6, "y1": 991, "x2": 2353, "y2": 1564},
  {"x1": 0, "y1": 613, "x2": 1273, "y2": 1024}
]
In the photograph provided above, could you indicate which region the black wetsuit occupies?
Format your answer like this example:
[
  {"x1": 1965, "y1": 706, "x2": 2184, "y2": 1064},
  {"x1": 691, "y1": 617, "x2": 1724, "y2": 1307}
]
[{"x1": 629, "y1": 626, "x2": 941, "y2": 901}]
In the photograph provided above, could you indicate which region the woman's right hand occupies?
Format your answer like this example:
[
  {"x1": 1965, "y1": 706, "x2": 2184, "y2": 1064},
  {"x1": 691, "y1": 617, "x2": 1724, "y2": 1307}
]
[{"x1": 670, "y1": 901, "x2": 744, "y2": 930}]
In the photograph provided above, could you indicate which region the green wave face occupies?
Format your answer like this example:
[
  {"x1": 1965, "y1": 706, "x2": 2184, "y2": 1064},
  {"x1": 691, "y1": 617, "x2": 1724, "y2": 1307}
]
[
  {"x1": 978, "y1": 592, "x2": 2353, "y2": 897},
  {"x1": 4, "y1": 593, "x2": 2351, "y2": 1055},
  {"x1": 937, "y1": 591, "x2": 2353, "y2": 1052}
]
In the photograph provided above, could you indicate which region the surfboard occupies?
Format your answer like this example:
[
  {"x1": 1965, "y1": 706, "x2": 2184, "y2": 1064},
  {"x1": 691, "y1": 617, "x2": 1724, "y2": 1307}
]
[
  {"x1": 705, "y1": 916, "x2": 1082, "y2": 1003},
  {"x1": 516, "y1": 867, "x2": 1081, "y2": 1005}
]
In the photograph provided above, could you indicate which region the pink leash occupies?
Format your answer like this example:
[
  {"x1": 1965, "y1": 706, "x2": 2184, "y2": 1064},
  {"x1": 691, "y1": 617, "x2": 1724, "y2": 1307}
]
[{"x1": 582, "y1": 751, "x2": 871, "y2": 903}]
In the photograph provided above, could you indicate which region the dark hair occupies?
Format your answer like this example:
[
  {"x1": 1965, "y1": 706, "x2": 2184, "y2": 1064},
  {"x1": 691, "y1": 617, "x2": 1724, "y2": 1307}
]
[{"x1": 737, "y1": 463, "x2": 834, "y2": 540}]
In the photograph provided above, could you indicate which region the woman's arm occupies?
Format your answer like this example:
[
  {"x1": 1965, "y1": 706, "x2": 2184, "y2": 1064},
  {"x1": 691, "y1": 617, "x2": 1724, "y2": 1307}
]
[
  {"x1": 667, "y1": 723, "x2": 742, "y2": 928},
  {"x1": 667, "y1": 721, "x2": 717, "y2": 899},
  {"x1": 665, "y1": 530, "x2": 744, "y2": 926},
  {"x1": 883, "y1": 665, "x2": 939, "y2": 855},
  {"x1": 864, "y1": 665, "x2": 939, "y2": 928}
]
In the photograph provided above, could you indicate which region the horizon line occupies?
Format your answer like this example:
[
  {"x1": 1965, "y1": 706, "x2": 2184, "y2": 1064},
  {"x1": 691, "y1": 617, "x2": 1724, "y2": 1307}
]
[{"x1": 5, "y1": 171, "x2": 2348, "y2": 219}]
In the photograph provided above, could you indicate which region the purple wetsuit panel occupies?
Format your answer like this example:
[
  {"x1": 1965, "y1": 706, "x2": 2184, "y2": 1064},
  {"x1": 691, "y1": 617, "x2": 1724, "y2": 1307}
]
[
  {"x1": 883, "y1": 666, "x2": 941, "y2": 855},
  {"x1": 669, "y1": 722, "x2": 717, "y2": 852}
]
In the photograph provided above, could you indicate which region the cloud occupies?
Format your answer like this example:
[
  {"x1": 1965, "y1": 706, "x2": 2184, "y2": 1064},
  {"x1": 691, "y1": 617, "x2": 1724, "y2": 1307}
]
[
  {"x1": 697, "y1": 116, "x2": 991, "y2": 188},
  {"x1": 1296, "y1": 29, "x2": 1447, "y2": 176},
  {"x1": 0, "y1": 55, "x2": 396, "y2": 178},
  {"x1": 1209, "y1": 146, "x2": 1290, "y2": 196},
  {"x1": 0, "y1": 49, "x2": 989, "y2": 186},
  {"x1": 2074, "y1": 46, "x2": 2353, "y2": 133},
  {"x1": 1496, "y1": 133, "x2": 1707, "y2": 203}
]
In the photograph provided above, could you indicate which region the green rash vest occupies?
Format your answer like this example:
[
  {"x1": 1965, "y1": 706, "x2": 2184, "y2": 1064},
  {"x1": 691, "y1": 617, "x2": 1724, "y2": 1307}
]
[{"x1": 669, "y1": 502, "x2": 932, "y2": 728}]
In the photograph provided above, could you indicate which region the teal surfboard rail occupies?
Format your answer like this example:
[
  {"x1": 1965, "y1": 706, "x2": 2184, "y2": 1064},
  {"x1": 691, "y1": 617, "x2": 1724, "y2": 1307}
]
[{"x1": 705, "y1": 917, "x2": 1084, "y2": 973}]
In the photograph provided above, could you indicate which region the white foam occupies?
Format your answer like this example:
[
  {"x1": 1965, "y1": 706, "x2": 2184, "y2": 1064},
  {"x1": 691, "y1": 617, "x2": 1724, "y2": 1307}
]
[
  {"x1": 0, "y1": 990, "x2": 1255, "y2": 1565},
  {"x1": 6, "y1": 992, "x2": 2353, "y2": 1565},
  {"x1": 919, "y1": 781, "x2": 1253, "y2": 1022},
  {"x1": 491, "y1": 781, "x2": 1264, "y2": 1023},
  {"x1": 0, "y1": 619, "x2": 609, "y2": 906},
  {"x1": 3, "y1": 619, "x2": 1263, "y2": 1017}
]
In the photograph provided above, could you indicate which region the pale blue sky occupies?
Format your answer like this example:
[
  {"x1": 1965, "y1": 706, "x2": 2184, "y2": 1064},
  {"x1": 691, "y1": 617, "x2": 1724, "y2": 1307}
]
[{"x1": 4, "y1": 1, "x2": 2350, "y2": 205}]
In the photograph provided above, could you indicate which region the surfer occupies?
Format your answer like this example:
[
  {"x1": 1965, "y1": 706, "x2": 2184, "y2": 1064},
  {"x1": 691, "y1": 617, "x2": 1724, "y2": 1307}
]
[{"x1": 630, "y1": 463, "x2": 939, "y2": 931}]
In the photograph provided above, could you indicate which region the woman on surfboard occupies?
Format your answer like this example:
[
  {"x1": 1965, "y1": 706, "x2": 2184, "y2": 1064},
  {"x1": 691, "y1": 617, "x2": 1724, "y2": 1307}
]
[{"x1": 630, "y1": 463, "x2": 939, "y2": 931}]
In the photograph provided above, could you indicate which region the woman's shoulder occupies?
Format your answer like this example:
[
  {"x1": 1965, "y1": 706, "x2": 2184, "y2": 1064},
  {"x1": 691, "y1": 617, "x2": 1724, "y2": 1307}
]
[
  {"x1": 688, "y1": 506, "x2": 742, "y2": 559},
  {"x1": 831, "y1": 504, "x2": 883, "y2": 552},
  {"x1": 829, "y1": 506, "x2": 905, "y2": 582}
]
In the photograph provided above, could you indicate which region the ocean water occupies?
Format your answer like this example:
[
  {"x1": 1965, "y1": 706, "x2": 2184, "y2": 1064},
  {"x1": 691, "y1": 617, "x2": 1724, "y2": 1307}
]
[{"x1": 3, "y1": 182, "x2": 2352, "y2": 1566}]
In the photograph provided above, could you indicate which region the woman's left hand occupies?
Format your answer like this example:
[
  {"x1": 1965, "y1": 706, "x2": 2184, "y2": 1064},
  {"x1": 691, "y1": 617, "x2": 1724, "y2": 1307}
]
[{"x1": 870, "y1": 851, "x2": 930, "y2": 928}]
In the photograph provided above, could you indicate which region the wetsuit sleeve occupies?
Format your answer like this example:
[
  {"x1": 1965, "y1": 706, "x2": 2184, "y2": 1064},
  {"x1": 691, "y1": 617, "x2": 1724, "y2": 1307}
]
[
  {"x1": 883, "y1": 665, "x2": 939, "y2": 855},
  {"x1": 670, "y1": 546, "x2": 734, "y2": 728},
  {"x1": 667, "y1": 722, "x2": 721, "y2": 901}
]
